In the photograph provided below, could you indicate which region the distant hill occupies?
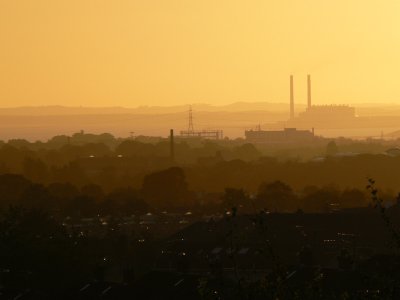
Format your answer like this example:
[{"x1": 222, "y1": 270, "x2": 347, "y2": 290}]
[
  {"x1": 386, "y1": 129, "x2": 400, "y2": 138},
  {"x1": 0, "y1": 103, "x2": 303, "y2": 116},
  {"x1": 1, "y1": 102, "x2": 400, "y2": 116}
]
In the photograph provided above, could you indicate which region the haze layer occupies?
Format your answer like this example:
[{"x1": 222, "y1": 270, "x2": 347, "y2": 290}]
[{"x1": 1, "y1": 0, "x2": 400, "y2": 107}]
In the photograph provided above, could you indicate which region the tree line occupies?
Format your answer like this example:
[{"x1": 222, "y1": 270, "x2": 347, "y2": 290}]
[{"x1": 0, "y1": 168, "x2": 376, "y2": 218}]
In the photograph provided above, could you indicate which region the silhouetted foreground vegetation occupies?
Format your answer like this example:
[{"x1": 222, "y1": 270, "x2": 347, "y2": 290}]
[
  {"x1": 1, "y1": 132, "x2": 400, "y2": 193},
  {"x1": 1, "y1": 133, "x2": 400, "y2": 298},
  {"x1": 0, "y1": 172, "x2": 374, "y2": 216}
]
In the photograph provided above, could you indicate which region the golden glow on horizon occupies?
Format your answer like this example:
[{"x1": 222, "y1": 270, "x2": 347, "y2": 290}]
[{"x1": 1, "y1": 0, "x2": 400, "y2": 107}]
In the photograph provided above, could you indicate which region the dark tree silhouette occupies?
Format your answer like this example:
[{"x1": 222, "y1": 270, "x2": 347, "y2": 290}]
[
  {"x1": 326, "y1": 140, "x2": 339, "y2": 156},
  {"x1": 257, "y1": 181, "x2": 297, "y2": 212},
  {"x1": 221, "y1": 188, "x2": 250, "y2": 212},
  {"x1": 102, "y1": 187, "x2": 148, "y2": 216},
  {"x1": 339, "y1": 188, "x2": 367, "y2": 208},
  {"x1": 301, "y1": 187, "x2": 339, "y2": 213},
  {"x1": 0, "y1": 174, "x2": 31, "y2": 209},
  {"x1": 142, "y1": 167, "x2": 189, "y2": 209},
  {"x1": 18, "y1": 183, "x2": 53, "y2": 210}
]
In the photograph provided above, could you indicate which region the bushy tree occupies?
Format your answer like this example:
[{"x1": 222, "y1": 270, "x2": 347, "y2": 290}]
[
  {"x1": 257, "y1": 181, "x2": 297, "y2": 212},
  {"x1": 221, "y1": 188, "x2": 250, "y2": 212},
  {"x1": 301, "y1": 187, "x2": 339, "y2": 213},
  {"x1": 326, "y1": 140, "x2": 339, "y2": 156},
  {"x1": 339, "y1": 188, "x2": 368, "y2": 208},
  {"x1": 102, "y1": 187, "x2": 148, "y2": 216},
  {"x1": 142, "y1": 167, "x2": 189, "y2": 209}
]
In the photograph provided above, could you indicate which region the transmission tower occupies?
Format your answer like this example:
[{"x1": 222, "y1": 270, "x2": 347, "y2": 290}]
[
  {"x1": 188, "y1": 105, "x2": 194, "y2": 132},
  {"x1": 180, "y1": 105, "x2": 223, "y2": 140}
]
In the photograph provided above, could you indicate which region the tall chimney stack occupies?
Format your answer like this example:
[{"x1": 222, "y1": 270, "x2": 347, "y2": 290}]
[
  {"x1": 290, "y1": 75, "x2": 294, "y2": 119},
  {"x1": 170, "y1": 129, "x2": 175, "y2": 162},
  {"x1": 307, "y1": 74, "x2": 311, "y2": 109}
]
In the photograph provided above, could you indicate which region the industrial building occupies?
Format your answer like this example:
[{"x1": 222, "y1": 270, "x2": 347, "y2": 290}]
[
  {"x1": 245, "y1": 127, "x2": 314, "y2": 144},
  {"x1": 244, "y1": 75, "x2": 315, "y2": 144},
  {"x1": 245, "y1": 74, "x2": 356, "y2": 143},
  {"x1": 297, "y1": 75, "x2": 356, "y2": 122},
  {"x1": 299, "y1": 105, "x2": 355, "y2": 121}
]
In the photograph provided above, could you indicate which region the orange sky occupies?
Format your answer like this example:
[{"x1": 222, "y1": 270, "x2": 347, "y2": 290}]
[{"x1": 1, "y1": 0, "x2": 400, "y2": 107}]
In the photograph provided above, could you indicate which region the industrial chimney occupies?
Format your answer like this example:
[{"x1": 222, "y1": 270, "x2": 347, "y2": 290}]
[
  {"x1": 290, "y1": 75, "x2": 294, "y2": 119},
  {"x1": 170, "y1": 129, "x2": 175, "y2": 162},
  {"x1": 307, "y1": 74, "x2": 311, "y2": 109}
]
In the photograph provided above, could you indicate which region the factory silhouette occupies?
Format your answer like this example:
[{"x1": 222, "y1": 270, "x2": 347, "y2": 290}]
[
  {"x1": 177, "y1": 75, "x2": 357, "y2": 144},
  {"x1": 245, "y1": 75, "x2": 357, "y2": 144}
]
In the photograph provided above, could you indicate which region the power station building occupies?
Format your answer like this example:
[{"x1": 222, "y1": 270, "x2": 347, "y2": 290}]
[
  {"x1": 245, "y1": 75, "x2": 315, "y2": 144},
  {"x1": 291, "y1": 75, "x2": 356, "y2": 125},
  {"x1": 298, "y1": 105, "x2": 355, "y2": 122},
  {"x1": 245, "y1": 127, "x2": 314, "y2": 144},
  {"x1": 296, "y1": 75, "x2": 356, "y2": 123},
  {"x1": 245, "y1": 75, "x2": 356, "y2": 143}
]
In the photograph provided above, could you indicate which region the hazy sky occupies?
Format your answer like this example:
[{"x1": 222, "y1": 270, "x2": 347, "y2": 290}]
[{"x1": 1, "y1": 0, "x2": 400, "y2": 107}]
